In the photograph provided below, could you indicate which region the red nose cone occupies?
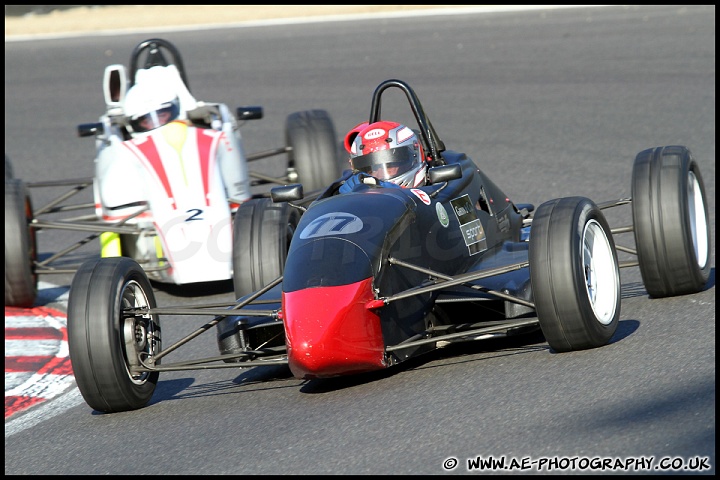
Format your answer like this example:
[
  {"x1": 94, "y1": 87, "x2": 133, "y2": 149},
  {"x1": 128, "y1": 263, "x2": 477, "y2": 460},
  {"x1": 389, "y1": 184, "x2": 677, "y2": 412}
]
[{"x1": 283, "y1": 277, "x2": 386, "y2": 379}]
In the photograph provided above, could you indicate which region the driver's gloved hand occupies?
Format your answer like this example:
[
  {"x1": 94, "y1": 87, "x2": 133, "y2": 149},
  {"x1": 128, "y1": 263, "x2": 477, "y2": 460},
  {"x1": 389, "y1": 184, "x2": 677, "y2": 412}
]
[
  {"x1": 339, "y1": 172, "x2": 399, "y2": 194},
  {"x1": 339, "y1": 172, "x2": 370, "y2": 193}
]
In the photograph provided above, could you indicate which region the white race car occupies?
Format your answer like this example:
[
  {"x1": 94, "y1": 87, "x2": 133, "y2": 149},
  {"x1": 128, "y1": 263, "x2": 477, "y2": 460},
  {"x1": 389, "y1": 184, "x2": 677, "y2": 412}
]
[{"x1": 5, "y1": 38, "x2": 341, "y2": 307}]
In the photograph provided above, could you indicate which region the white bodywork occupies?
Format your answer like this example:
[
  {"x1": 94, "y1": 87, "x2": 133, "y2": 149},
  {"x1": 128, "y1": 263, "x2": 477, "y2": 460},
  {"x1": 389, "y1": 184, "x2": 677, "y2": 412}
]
[{"x1": 92, "y1": 64, "x2": 251, "y2": 284}]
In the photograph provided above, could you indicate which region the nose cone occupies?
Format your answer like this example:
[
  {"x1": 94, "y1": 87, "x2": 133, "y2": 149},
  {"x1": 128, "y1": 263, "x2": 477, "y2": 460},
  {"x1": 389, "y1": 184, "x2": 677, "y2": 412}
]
[{"x1": 283, "y1": 277, "x2": 386, "y2": 379}]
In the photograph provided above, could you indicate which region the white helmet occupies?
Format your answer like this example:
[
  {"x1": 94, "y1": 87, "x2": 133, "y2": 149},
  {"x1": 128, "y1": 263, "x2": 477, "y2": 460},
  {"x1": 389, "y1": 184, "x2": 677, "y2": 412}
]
[{"x1": 123, "y1": 79, "x2": 180, "y2": 134}]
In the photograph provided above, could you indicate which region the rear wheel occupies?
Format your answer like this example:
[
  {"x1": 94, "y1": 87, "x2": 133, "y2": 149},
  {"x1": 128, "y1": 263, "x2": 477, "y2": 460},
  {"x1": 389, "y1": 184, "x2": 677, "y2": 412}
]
[
  {"x1": 232, "y1": 197, "x2": 300, "y2": 299},
  {"x1": 529, "y1": 197, "x2": 620, "y2": 353},
  {"x1": 5, "y1": 178, "x2": 37, "y2": 307},
  {"x1": 286, "y1": 109, "x2": 341, "y2": 192},
  {"x1": 67, "y1": 257, "x2": 161, "y2": 413},
  {"x1": 631, "y1": 145, "x2": 711, "y2": 297}
]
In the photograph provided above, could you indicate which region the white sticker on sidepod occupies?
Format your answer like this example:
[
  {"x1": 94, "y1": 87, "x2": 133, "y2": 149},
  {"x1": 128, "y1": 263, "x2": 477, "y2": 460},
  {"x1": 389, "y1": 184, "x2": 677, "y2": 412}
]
[
  {"x1": 411, "y1": 188, "x2": 431, "y2": 205},
  {"x1": 299, "y1": 212, "x2": 364, "y2": 239}
]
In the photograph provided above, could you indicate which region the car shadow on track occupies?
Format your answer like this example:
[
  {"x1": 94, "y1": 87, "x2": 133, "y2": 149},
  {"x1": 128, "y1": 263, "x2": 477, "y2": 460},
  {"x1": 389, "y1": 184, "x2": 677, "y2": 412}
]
[
  {"x1": 298, "y1": 329, "x2": 551, "y2": 394},
  {"x1": 701, "y1": 267, "x2": 715, "y2": 292},
  {"x1": 298, "y1": 318, "x2": 644, "y2": 395},
  {"x1": 621, "y1": 268, "x2": 715, "y2": 299},
  {"x1": 121, "y1": 263, "x2": 715, "y2": 407},
  {"x1": 134, "y1": 320, "x2": 642, "y2": 408},
  {"x1": 151, "y1": 279, "x2": 235, "y2": 297},
  {"x1": 135, "y1": 365, "x2": 298, "y2": 410},
  {"x1": 621, "y1": 281, "x2": 649, "y2": 299}
]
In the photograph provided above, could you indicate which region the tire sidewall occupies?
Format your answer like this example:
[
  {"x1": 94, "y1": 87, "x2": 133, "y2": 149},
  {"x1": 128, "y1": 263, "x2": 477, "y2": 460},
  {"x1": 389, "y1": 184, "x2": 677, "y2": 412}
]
[
  {"x1": 232, "y1": 198, "x2": 299, "y2": 299},
  {"x1": 68, "y1": 257, "x2": 159, "y2": 412},
  {"x1": 285, "y1": 109, "x2": 341, "y2": 191},
  {"x1": 530, "y1": 197, "x2": 620, "y2": 352},
  {"x1": 4, "y1": 178, "x2": 37, "y2": 307},
  {"x1": 631, "y1": 146, "x2": 711, "y2": 297}
]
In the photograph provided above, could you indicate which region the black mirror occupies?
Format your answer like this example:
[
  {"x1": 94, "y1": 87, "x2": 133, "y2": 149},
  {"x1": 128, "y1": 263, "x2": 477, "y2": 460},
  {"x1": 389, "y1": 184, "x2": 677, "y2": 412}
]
[
  {"x1": 236, "y1": 106, "x2": 263, "y2": 121},
  {"x1": 271, "y1": 184, "x2": 304, "y2": 202},
  {"x1": 428, "y1": 163, "x2": 461, "y2": 184},
  {"x1": 77, "y1": 122, "x2": 104, "y2": 137}
]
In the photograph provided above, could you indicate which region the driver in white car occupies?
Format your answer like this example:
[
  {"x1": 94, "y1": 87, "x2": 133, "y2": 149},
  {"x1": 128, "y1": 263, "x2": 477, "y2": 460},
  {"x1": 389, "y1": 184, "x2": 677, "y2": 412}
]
[
  {"x1": 93, "y1": 64, "x2": 252, "y2": 261},
  {"x1": 120, "y1": 65, "x2": 252, "y2": 206}
]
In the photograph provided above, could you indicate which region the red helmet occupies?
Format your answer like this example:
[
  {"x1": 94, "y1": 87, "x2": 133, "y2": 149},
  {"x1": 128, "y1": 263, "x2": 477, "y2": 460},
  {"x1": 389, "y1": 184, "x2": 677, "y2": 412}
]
[{"x1": 345, "y1": 121, "x2": 427, "y2": 188}]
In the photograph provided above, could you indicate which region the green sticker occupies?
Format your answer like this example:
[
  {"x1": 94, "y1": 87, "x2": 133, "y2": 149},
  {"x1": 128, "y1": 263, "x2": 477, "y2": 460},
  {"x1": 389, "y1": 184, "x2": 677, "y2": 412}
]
[{"x1": 436, "y1": 202, "x2": 449, "y2": 228}]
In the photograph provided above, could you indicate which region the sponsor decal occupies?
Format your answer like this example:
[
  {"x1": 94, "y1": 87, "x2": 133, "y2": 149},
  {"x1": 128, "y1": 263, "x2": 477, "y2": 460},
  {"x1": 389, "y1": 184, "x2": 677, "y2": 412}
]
[
  {"x1": 411, "y1": 188, "x2": 431, "y2": 205},
  {"x1": 450, "y1": 195, "x2": 487, "y2": 255},
  {"x1": 363, "y1": 128, "x2": 386, "y2": 140},
  {"x1": 436, "y1": 202, "x2": 450, "y2": 228},
  {"x1": 497, "y1": 212, "x2": 510, "y2": 233},
  {"x1": 299, "y1": 212, "x2": 363, "y2": 239}
]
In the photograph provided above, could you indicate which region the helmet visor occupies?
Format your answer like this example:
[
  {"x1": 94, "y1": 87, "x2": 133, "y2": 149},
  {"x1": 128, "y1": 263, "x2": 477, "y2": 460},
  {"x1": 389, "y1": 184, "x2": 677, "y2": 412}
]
[
  {"x1": 351, "y1": 145, "x2": 419, "y2": 182},
  {"x1": 129, "y1": 100, "x2": 180, "y2": 133}
]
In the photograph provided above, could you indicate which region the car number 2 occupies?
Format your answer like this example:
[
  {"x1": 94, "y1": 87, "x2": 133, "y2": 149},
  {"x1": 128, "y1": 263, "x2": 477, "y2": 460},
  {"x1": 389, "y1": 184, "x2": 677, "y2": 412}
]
[{"x1": 186, "y1": 208, "x2": 203, "y2": 221}]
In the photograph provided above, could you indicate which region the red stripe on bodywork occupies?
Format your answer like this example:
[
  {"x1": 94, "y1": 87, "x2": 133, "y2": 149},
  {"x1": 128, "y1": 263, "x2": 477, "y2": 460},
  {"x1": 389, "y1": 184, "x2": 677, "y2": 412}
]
[
  {"x1": 196, "y1": 129, "x2": 221, "y2": 207},
  {"x1": 123, "y1": 136, "x2": 176, "y2": 209},
  {"x1": 101, "y1": 212, "x2": 153, "y2": 221},
  {"x1": 283, "y1": 277, "x2": 386, "y2": 379}
]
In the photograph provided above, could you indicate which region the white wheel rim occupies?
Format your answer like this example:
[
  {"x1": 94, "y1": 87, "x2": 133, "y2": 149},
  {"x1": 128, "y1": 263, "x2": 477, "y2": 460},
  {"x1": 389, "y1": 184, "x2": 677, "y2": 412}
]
[
  {"x1": 688, "y1": 171, "x2": 709, "y2": 269},
  {"x1": 582, "y1": 220, "x2": 618, "y2": 325}
]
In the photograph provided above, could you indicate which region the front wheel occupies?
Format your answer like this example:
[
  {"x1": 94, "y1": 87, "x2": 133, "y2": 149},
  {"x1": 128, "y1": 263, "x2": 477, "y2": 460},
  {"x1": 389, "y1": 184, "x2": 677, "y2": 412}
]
[
  {"x1": 631, "y1": 145, "x2": 711, "y2": 297},
  {"x1": 5, "y1": 177, "x2": 37, "y2": 307},
  {"x1": 67, "y1": 257, "x2": 161, "y2": 413},
  {"x1": 232, "y1": 197, "x2": 300, "y2": 300},
  {"x1": 286, "y1": 109, "x2": 341, "y2": 192},
  {"x1": 529, "y1": 197, "x2": 620, "y2": 353}
]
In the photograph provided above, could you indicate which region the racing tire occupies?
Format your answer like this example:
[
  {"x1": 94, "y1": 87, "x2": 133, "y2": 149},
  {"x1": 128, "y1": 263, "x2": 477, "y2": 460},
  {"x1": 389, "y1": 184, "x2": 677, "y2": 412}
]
[
  {"x1": 232, "y1": 197, "x2": 300, "y2": 300},
  {"x1": 5, "y1": 177, "x2": 38, "y2": 307},
  {"x1": 529, "y1": 196, "x2": 620, "y2": 353},
  {"x1": 631, "y1": 145, "x2": 711, "y2": 298},
  {"x1": 286, "y1": 109, "x2": 341, "y2": 192},
  {"x1": 67, "y1": 257, "x2": 161, "y2": 413}
]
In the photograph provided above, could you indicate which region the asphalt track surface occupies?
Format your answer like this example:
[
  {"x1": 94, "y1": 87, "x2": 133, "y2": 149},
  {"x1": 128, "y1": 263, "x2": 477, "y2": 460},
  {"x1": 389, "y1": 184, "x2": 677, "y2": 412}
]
[{"x1": 4, "y1": 5, "x2": 715, "y2": 475}]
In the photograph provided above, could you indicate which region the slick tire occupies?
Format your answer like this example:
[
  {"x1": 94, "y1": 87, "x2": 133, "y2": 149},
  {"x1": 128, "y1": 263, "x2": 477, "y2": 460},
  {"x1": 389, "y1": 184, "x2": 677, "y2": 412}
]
[
  {"x1": 529, "y1": 196, "x2": 620, "y2": 353},
  {"x1": 232, "y1": 197, "x2": 300, "y2": 300},
  {"x1": 631, "y1": 145, "x2": 711, "y2": 298},
  {"x1": 5, "y1": 177, "x2": 37, "y2": 307},
  {"x1": 286, "y1": 109, "x2": 342, "y2": 192},
  {"x1": 67, "y1": 257, "x2": 161, "y2": 413}
]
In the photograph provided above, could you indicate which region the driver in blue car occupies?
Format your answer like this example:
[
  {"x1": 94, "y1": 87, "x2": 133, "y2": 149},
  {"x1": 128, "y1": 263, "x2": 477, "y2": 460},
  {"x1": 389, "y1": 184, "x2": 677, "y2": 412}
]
[{"x1": 339, "y1": 121, "x2": 429, "y2": 194}]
